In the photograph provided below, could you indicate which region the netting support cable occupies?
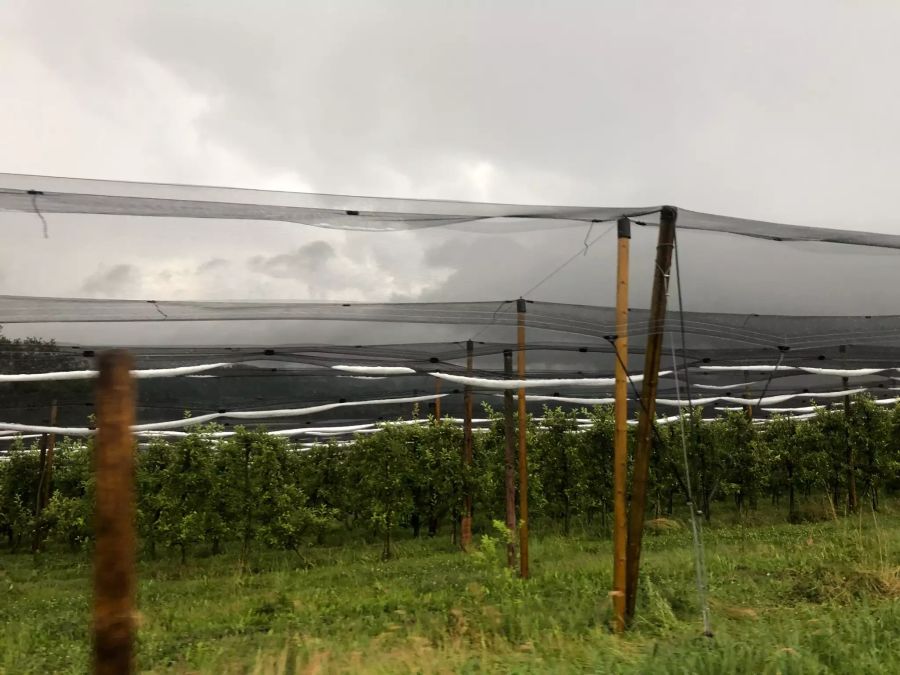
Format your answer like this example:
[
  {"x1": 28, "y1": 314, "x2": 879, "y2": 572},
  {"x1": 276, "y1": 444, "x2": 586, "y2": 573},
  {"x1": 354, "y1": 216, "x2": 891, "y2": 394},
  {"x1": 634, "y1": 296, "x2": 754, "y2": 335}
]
[
  {"x1": 469, "y1": 219, "x2": 617, "y2": 341},
  {"x1": 671, "y1": 233, "x2": 713, "y2": 638}
]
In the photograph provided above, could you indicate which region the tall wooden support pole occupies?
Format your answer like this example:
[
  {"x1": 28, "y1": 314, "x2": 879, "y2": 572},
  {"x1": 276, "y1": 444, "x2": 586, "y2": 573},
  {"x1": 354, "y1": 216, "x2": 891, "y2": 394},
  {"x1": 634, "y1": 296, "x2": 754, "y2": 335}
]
[
  {"x1": 33, "y1": 401, "x2": 59, "y2": 552},
  {"x1": 612, "y1": 217, "x2": 631, "y2": 633},
  {"x1": 43, "y1": 401, "x2": 58, "y2": 508},
  {"x1": 624, "y1": 206, "x2": 677, "y2": 624},
  {"x1": 93, "y1": 351, "x2": 137, "y2": 675},
  {"x1": 434, "y1": 378, "x2": 442, "y2": 422},
  {"x1": 503, "y1": 349, "x2": 518, "y2": 569},
  {"x1": 840, "y1": 344, "x2": 857, "y2": 512},
  {"x1": 743, "y1": 371, "x2": 753, "y2": 419},
  {"x1": 516, "y1": 299, "x2": 529, "y2": 579},
  {"x1": 461, "y1": 339, "x2": 474, "y2": 551}
]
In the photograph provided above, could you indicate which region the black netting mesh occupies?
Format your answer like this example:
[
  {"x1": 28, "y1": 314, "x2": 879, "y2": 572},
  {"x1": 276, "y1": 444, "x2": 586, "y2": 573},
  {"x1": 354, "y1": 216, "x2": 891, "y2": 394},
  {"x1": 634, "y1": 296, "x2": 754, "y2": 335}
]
[{"x1": 3, "y1": 173, "x2": 900, "y2": 436}]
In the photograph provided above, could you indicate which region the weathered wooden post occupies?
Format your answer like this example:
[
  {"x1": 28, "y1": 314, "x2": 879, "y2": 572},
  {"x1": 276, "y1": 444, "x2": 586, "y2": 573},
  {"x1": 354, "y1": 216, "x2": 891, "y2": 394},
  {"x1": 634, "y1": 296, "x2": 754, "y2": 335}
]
[
  {"x1": 93, "y1": 351, "x2": 137, "y2": 675},
  {"x1": 840, "y1": 345, "x2": 857, "y2": 512},
  {"x1": 503, "y1": 349, "x2": 517, "y2": 569},
  {"x1": 517, "y1": 299, "x2": 529, "y2": 579},
  {"x1": 32, "y1": 401, "x2": 58, "y2": 552},
  {"x1": 612, "y1": 217, "x2": 630, "y2": 632},
  {"x1": 461, "y1": 339, "x2": 474, "y2": 551},
  {"x1": 434, "y1": 378, "x2": 442, "y2": 422},
  {"x1": 624, "y1": 206, "x2": 677, "y2": 623}
]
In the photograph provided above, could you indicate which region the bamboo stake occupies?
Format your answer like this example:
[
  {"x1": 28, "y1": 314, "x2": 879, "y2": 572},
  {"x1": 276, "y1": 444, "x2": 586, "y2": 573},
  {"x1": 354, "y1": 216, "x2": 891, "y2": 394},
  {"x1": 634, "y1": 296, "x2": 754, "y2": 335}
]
[
  {"x1": 503, "y1": 349, "x2": 518, "y2": 569},
  {"x1": 612, "y1": 217, "x2": 630, "y2": 633},
  {"x1": 461, "y1": 339, "x2": 474, "y2": 551},
  {"x1": 93, "y1": 351, "x2": 137, "y2": 675},
  {"x1": 624, "y1": 206, "x2": 677, "y2": 623},
  {"x1": 517, "y1": 299, "x2": 529, "y2": 579}
]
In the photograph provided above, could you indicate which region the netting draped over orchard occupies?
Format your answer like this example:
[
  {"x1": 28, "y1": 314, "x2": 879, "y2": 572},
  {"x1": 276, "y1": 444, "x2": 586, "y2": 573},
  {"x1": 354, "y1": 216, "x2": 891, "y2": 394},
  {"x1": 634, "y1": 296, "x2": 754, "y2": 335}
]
[{"x1": 3, "y1": 172, "x2": 900, "y2": 438}]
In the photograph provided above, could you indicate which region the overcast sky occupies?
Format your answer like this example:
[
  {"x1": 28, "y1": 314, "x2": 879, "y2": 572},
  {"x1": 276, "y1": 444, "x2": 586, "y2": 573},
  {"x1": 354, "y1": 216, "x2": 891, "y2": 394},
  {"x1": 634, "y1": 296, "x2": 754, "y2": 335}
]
[{"x1": 3, "y1": 0, "x2": 900, "y2": 345}]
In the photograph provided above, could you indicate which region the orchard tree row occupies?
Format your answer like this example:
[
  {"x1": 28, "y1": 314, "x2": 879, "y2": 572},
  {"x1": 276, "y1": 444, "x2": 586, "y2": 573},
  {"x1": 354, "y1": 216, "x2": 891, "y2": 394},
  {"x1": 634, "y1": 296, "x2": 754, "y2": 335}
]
[{"x1": 2, "y1": 396, "x2": 900, "y2": 561}]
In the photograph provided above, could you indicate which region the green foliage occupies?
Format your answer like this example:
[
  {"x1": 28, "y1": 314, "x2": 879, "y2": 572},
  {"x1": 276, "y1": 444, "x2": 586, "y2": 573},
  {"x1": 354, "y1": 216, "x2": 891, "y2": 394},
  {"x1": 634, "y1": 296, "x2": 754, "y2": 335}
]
[
  {"x1": 3, "y1": 505, "x2": 900, "y2": 673},
  {"x1": 4, "y1": 397, "x2": 900, "y2": 564}
]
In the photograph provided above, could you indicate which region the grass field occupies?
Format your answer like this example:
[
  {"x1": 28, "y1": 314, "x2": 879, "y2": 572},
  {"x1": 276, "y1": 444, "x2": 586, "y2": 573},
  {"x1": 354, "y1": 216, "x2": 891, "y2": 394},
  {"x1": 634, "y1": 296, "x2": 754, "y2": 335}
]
[{"x1": 2, "y1": 502, "x2": 899, "y2": 674}]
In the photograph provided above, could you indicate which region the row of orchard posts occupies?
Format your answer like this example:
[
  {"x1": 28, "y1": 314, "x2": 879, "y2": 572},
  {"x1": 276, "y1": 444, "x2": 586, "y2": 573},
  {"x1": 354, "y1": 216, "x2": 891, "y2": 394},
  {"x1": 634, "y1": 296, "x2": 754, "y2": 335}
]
[
  {"x1": 459, "y1": 300, "x2": 530, "y2": 580},
  {"x1": 83, "y1": 207, "x2": 673, "y2": 675},
  {"x1": 452, "y1": 209, "x2": 678, "y2": 623}
]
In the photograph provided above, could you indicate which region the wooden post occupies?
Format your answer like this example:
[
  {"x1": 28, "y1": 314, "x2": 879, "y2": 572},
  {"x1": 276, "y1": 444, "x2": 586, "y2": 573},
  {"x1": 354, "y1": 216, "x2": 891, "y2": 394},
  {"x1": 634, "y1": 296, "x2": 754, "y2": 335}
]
[
  {"x1": 612, "y1": 217, "x2": 630, "y2": 633},
  {"x1": 517, "y1": 299, "x2": 529, "y2": 579},
  {"x1": 461, "y1": 339, "x2": 474, "y2": 551},
  {"x1": 434, "y1": 378, "x2": 442, "y2": 422},
  {"x1": 42, "y1": 401, "x2": 58, "y2": 510},
  {"x1": 624, "y1": 206, "x2": 677, "y2": 623},
  {"x1": 33, "y1": 401, "x2": 59, "y2": 552},
  {"x1": 503, "y1": 349, "x2": 518, "y2": 569},
  {"x1": 841, "y1": 344, "x2": 857, "y2": 512},
  {"x1": 743, "y1": 370, "x2": 753, "y2": 419},
  {"x1": 93, "y1": 351, "x2": 137, "y2": 675}
]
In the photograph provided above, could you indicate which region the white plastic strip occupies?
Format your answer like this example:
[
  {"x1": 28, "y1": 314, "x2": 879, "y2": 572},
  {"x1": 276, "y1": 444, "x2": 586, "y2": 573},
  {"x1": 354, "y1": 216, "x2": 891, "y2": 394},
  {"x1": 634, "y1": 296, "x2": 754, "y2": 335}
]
[
  {"x1": 0, "y1": 423, "x2": 93, "y2": 436},
  {"x1": 653, "y1": 388, "x2": 868, "y2": 408},
  {"x1": 0, "y1": 362, "x2": 230, "y2": 383},
  {"x1": 430, "y1": 372, "x2": 669, "y2": 389},
  {"x1": 0, "y1": 393, "x2": 447, "y2": 435},
  {"x1": 656, "y1": 397, "x2": 721, "y2": 407},
  {"x1": 699, "y1": 365, "x2": 796, "y2": 373},
  {"x1": 332, "y1": 365, "x2": 416, "y2": 375},
  {"x1": 695, "y1": 381, "x2": 764, "y2": 391},
  {"x1": 523, "y1": 395, "x2": 616, "y2": 405},
  {"x1": 698, "y1": 365, "x2": 891, "y2": 377},
  {"x1": 797, "y1": 367, "x2": 887, "y2": 377},
  {"x1": 762, "y1": 405, "x2": 822, "y2": 414}
]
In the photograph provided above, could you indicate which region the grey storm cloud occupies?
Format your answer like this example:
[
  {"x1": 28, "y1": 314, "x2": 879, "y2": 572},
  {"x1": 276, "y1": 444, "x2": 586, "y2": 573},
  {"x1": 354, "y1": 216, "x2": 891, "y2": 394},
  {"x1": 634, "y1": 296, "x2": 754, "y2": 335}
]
[
  {"x1": 3, "y1": 0, "x2": 900, "y2": 346},
  {"x1": 248, "y1": 241, "x2": 337, "y2": 280},
  {"x1": 196, "y1": 257, "x2": 229, "y2": 274},
  {"x1": 81, "y1": 263, "x2": 140, "y2": 297}
]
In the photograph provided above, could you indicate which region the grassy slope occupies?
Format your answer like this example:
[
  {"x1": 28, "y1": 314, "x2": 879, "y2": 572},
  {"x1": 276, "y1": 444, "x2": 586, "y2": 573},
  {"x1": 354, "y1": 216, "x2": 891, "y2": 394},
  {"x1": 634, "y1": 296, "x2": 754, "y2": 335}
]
[{"x1": 1, "y1": 503, "x2": 899, "y2": 674}]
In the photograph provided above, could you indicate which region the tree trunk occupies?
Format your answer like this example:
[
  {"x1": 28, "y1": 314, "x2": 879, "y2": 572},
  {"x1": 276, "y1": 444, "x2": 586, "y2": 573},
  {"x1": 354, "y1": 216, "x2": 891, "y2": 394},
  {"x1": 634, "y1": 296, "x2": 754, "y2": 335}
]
[
  {"x1": 382, "y1": 511, "x2": 393, "y2": 561},
  {"x1": 788, "y1": 481, "x2": 797, "y2": 523},
  {"x1": 787, "y1": 462, "x2": 798, "y2": 523},
  {"x1": 502, "y1": 350, "x2": 518, "y2": 569},
  {"x1": 843, "y1": 379, "x2": 858, "y2": 513},
  {"x1": 240, "y1": 443, "x2": 252, "y2": 568}
]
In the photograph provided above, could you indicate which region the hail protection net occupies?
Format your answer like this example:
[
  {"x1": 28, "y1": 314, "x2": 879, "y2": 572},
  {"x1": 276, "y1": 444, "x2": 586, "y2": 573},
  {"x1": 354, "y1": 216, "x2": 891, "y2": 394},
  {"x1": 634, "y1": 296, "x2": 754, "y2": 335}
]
[{"x1": 2, "y1": 173, "x2": 900, "y2": 438}]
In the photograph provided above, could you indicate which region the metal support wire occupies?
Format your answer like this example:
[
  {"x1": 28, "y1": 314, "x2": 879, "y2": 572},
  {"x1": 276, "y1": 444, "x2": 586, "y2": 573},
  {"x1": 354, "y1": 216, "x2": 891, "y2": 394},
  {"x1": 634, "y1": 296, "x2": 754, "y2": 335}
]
[{"x1": 670, "y1": 235, "x2": 713, "y2": 638}]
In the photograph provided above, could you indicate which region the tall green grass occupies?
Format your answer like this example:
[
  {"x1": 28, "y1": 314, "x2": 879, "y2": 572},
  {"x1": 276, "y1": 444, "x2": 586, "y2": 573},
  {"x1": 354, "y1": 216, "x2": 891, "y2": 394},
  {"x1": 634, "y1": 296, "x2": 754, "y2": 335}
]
[{"x1": 1, "y1": 503, "x2": 898, "y2": 674}]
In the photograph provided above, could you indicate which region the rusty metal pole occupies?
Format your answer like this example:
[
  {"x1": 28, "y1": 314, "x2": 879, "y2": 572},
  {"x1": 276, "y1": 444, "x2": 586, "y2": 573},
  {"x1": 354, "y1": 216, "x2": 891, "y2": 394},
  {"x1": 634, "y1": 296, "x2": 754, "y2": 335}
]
[
  {"x1": 624, "y1": 206, "x2": 677, "y2": 624},
  {"x1": 612, "y1": 217, "x2": 630, "y2": 633},
  {"x1": 503, "y1": 349, "x2": 518, "y2": 569},
  {"x1": 93, "y1": 351, "x2": 137, "y2": 675},
  {"x1": 517, "y1": 299, "x2": 529, "y2": 579},
  {"x1": 461, "y1": 339, "x2": 474, "y2": 551}
]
